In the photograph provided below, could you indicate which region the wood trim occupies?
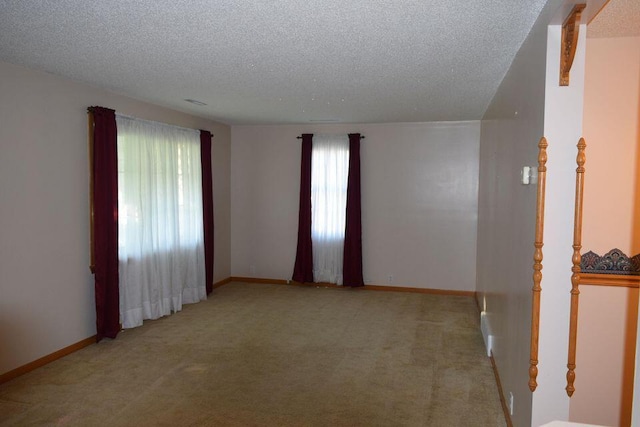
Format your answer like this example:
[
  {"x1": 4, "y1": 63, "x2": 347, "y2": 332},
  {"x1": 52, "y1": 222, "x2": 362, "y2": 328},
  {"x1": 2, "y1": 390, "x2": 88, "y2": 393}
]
[
  {"x1": 579, "y1": 273, "x2": 640, "y2": 288},
  {"x1": 0, "y1": 335, "x2": 97, "y2": 385},
  {"x1": 230, "y1": 277, "x2": 289, "y2": 285},
  {"x1": 567, "y1": 137, "x2": 586, "y2": 397},
  {"x1": 231, "y1": 277, "x2": 475, "y2": 296},
  {"x1": 212, "y1": 277, "x2": 233, "y2": 289},
  {"x1": 560, "y1": 4, "x2": 586, "y2": 86},
  {"x1": 474, "y1": 292, "x2": 483, "y2": 315},
  {"x1": 361, "y1": 284, "x2": 474, "y2": 297},
  {"x1": 490, "y1": 352, "x2": 514, "y2": 427},
  {"x1": 529, "y1": 137, "x2": 548, "y2": 392}
]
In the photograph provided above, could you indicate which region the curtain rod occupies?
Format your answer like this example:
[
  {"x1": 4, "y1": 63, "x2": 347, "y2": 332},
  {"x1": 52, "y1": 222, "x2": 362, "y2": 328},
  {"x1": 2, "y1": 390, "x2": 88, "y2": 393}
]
[
  {"x1": 87, "y1": 107, "x2": 214, "y2": 137},
  {"x1": 297, "y1": 135, "x2": 365, "y2": 139}
]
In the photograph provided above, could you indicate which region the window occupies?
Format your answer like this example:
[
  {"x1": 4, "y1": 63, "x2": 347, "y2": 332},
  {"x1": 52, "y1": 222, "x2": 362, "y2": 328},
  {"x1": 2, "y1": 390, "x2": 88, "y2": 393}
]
[
  {"x1": 311, "y1": 134, "x2": 349, "y2": 284},
  {"x1": 292, "y1": 132, "x2": 363, "y2": 287},
  {"x1": 116, "y1": 115, "x2": 206, "y2": 329}
]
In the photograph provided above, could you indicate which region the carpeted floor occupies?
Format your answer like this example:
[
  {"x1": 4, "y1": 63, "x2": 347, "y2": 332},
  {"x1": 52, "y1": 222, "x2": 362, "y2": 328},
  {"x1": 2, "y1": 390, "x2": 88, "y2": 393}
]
[{"x1": 0, "y1": 282, "x2": 506, "y2": 426}]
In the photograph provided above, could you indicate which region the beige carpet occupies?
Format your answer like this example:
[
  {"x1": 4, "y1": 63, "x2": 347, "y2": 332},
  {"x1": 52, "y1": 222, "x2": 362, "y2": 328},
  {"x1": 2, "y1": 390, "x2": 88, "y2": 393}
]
[{"x1": 0, "y1": 282, "x2": 506, "y2": 426}]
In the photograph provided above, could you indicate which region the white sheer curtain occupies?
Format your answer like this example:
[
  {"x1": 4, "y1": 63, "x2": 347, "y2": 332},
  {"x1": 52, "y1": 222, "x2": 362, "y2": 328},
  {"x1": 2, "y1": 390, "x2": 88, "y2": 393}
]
[
  {"x1": 311, "y1": 134, "x2": 349, "y2": 285},
  {"x1": 116, "y1": 115, "x2": 206, "y2": 329}
]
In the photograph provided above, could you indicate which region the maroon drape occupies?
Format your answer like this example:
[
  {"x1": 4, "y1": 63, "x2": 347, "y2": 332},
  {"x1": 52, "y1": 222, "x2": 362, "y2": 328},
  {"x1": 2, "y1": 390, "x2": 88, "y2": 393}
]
[
  {"x1": 292, "y1": 134, "x2": 314, "y2": 283},
  {"x1": 343, "y1": 133, "x2": 364, "y2": 287},
  {"x1": 200, "y1": 130, "x2": 214, "y2": 294},
  {"x1": 90, "y1": 106, "x2": 120, "y2": 341}
]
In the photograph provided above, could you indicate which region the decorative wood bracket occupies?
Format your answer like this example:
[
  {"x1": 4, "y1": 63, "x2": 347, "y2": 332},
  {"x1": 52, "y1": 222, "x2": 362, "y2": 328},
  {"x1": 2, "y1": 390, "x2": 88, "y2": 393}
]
[
  {"x1": 566, "y1": 137, "x2": 586, "y2": 397},
  {"x1": 560, "y1": 4, "x2": 586, "y2": 86},
  {"x1": 529, "y1": 137, "x2": 548, "y2": 392}
]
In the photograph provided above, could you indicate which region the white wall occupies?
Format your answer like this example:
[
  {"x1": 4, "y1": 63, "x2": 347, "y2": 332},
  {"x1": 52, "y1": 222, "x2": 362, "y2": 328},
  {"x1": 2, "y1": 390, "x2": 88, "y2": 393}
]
[
  {"x1": 532, "y1": 22, "x2": 587, "y2": 427},
  {"x1": 0, "y1": 61, "x2": 231, "y2": 376},
  {"x1": 477, "y1": 7, "x2": 550, "y2": 425},
  {"x1": 476, "y1": 1, "x2": 591, "y2": 425},
  {"x1": 231, "y1": 121, "x2": 480, "y2": 291}
]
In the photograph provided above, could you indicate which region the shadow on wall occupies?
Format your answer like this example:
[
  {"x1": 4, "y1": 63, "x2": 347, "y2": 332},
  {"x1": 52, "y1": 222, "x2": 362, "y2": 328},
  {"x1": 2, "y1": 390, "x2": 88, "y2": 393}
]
[
  {"x1": 622, "y1": 287, "x2": 640, "y2": 426},
  {"x1": 632, "y1": 73, "x2": 640, "y2": 255},
  {"x1": 628, "y1": 73, "x2": 640, "y2": 427}
]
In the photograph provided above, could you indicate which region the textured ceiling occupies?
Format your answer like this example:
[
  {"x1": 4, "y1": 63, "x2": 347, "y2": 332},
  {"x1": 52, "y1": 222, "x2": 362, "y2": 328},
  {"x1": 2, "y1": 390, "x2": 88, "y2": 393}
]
[
  {"x1": 0, "y1": 0, "x2": 549, "y2": 125},
  {"x1": 588, "y1": 0, "x2": 640, "y2": 38}
]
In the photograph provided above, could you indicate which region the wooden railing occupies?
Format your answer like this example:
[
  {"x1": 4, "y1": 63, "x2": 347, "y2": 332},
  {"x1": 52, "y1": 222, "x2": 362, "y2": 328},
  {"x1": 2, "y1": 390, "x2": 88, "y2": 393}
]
[
  {"x1": 566, "y1": 138, "x2": 586, "y2": 396},
  {"x1": 529, "y1": 137, "x2": 548, "y2": 392},
  {"x1": 579, "y1": 273, "x2": 640, "y2": 287},
  {"x1": 565, "y1": 137, "x2": 640, "y2": 400}
]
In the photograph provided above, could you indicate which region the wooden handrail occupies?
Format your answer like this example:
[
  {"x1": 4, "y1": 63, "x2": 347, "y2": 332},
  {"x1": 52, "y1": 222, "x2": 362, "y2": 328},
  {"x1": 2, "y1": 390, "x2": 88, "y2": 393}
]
[
  {"x1": 579, "y1": 273, "x2": 640, "y2": 288},
  {"x1": 566, "y1": 137, "x2": 586, "y2": 397},
  {"x1": 529, "y1": 137, "x2": 548, "y2": 392}
]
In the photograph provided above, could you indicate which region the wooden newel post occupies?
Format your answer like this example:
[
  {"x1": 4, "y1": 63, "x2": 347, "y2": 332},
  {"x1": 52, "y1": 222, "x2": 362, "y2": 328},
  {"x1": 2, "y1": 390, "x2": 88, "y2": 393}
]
[
  {"x1": 566, "y1": 137, "x2": 586, "y2": 397},
  {"x1": 529, "y1": 137, "x2": 548, "y2": 392}
]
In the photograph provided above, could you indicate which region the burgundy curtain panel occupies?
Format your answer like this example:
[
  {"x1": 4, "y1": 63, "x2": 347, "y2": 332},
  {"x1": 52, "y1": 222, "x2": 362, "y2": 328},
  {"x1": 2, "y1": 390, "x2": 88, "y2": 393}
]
[
  {"x1": 343, "y1": 133, "x2": 364, "y2": 287},
  {"x1": 200, "y1": 130, "x2": 214, "y2": 294},
  {"x1": 89, "y1": 106, "x2": 120, "y2": 341},
  {"x1": 292, "y1": 134, "x2": 314, "y2": 283}
]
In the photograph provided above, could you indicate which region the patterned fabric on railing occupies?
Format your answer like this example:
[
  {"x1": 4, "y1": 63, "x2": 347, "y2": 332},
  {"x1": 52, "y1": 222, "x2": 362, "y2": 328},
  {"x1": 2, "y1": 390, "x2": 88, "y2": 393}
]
[{"x1": 581, "y1": 248, "x2": 640, "y2": 275}]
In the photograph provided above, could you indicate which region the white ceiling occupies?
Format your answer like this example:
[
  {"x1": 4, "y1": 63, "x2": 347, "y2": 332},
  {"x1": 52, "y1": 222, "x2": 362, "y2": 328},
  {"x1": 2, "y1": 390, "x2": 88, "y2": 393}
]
[
  {"x1": 588, "y1": 0, "x2": 640, "y2": 38},
  {"x1": 0, "y1": 0, "x2": 551, "y2": 125}
]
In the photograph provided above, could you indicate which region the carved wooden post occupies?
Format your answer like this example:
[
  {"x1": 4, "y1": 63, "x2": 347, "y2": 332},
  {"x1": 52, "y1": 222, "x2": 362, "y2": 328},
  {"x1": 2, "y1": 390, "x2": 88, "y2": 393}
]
[
  {"x1": 529, "y1": 137, "x2": 548, "y2": 392},
  {"x1": 566, "y1": 138, "x2": 586, "y2": 397}
]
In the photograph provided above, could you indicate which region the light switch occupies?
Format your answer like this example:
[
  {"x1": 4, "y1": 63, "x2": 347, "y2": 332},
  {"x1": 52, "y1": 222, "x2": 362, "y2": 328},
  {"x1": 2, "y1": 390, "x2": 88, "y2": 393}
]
[{"x1": 522, "y1": 166, "x2": 531, "y2": 185}]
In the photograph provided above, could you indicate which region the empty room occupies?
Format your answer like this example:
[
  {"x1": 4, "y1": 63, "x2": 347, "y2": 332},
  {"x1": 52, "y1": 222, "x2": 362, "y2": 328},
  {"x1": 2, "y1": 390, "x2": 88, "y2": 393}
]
[{"x1": 1, "y1": 1, "x2": 638, "y2": 426}]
